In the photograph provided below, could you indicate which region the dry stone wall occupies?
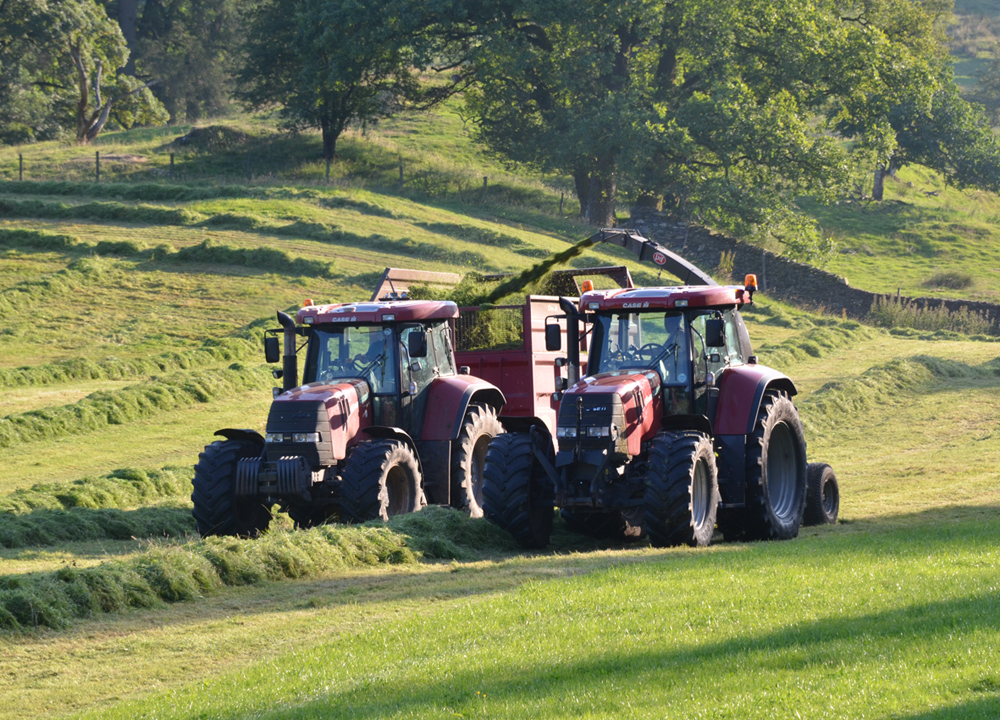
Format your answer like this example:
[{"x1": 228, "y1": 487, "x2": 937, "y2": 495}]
[{"x1": 627, "y1": 208, "x2": 1000, "y2": 327}]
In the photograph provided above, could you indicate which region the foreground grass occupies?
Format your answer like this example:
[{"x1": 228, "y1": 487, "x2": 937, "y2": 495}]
[{"x1": 60, "y1": 515, "x2": 998, "y2": 720}]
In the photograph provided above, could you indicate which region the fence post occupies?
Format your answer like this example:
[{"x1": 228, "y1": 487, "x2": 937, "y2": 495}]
[
  {"x1": 761, "y1": 248, "x2": 767, "y2": 292},
  {"x1": 398, "y1": 160, "x2": 404, "y2": 191},
  {"x1": 169, "y1": 153, "x2": 175, "y2": 180},
  {"x1": 326, "y1": 158, "x2": 331, "y2": 184},
  {"x1": 95, "y1": 151, "x2": 100, "y2": 183},
  {"x1": 19, "y1": 154, "x2": 23, "y2": 182},
  {"x1": 246, "y1": 155, "x2": 251, "y2": 184},
  {"x1": 481, "y1": 176, "x2": 488, "y2": 201},
  {"x1": 559, "y1": 192, "x2": 564, "y2": 214}
]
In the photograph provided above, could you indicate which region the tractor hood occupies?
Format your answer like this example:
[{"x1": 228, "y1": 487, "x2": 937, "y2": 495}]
[
  {"x1": 266, "y1": 379, "x2": 372, "y2": 463},
  {"x1": 560, "y1": 371, "x2": 662, "y2": 456}
]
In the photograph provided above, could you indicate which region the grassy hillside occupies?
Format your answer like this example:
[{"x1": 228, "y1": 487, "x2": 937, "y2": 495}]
[{"x1": 0, "y1": 102, "x2": 999, "y2": 719}]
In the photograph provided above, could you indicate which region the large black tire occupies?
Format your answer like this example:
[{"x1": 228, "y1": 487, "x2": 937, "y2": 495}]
[
  {"x1": 482, "y1": 432, "x2": 554, "y2": 549},
  {"x1": 804, "y1": 462, "x2": 839, "y2": 525},
  {"x1": 451, "y1": 403, "x2": 503, "y2": 518},
  {"x1": 338, "y1": 439, "x2": 425, "y2": 523},
  {"x1": 644, "y1": 431, "x2": 719, "y2": 547},
  {"x1": 743, "y1": 391, "x2": 807, "y2": 540},
  {"x1": 560, "y1": 509, "x2": 626, "y2": 539},
  {"x1": 191, "y1": 439, "x2": 272, "y2": 538}
]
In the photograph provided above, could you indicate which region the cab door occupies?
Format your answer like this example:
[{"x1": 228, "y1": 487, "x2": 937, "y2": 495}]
[{"x1": 398, "y1": 324, "x2": 438, "y2": 435}]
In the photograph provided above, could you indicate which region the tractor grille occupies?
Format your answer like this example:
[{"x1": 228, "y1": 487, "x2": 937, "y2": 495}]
[
  {"x1": 557, "y1": 393, "x2": 627, "y2": 454},
  {"x1": 265, "y1": 400, "x2": 333, "y2": 467}
]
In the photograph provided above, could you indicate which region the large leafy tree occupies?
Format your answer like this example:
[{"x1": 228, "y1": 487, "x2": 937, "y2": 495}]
[
  {"x1": 236, "y1": 0, "x2": 425, "y2": 161},
  {"x1": 0, "y1": 0, "x2": 166, "y2": 145},
  {"x1": 460, "y1": 0, "x2": 999, "y2": 246},
  {"x1": 129, "y1": 0, "x2": 243, "y2": 122}
]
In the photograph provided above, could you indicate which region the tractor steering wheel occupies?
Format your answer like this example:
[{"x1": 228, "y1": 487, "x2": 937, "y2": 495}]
[{"x1": 634, "y1": 343, "x2": 664, "y2": 362}]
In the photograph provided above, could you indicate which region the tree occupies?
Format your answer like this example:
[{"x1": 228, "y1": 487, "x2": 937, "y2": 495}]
[
  {"x1": 236, "y1": 0, "x2": 424, "y2": 162},
  {"x1": 128, "y1": 0, "x2": 244, "y2": 122},
  {"x1": 456, "y1": 0, "x2": 998, "y2": 244},
  {"x1": 0, "y1": 0, "x2": 166, "y2": 145}
]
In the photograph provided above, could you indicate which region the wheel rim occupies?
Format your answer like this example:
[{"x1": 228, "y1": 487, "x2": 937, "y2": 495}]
[
  {"x1": 385, "y1": 464, "x2": 411, "y2": 516},
  {"x1": 691, "y1": 458, "x2": 709, "y2": 528},
  {"x1": 471, "y1": 434, "x2": 492, "y2": 506},
  {"x1": 822, "y1": 476, "x2": 838, "y2": 515},
  {"x1": 766, "y1": 422, "x2": 798, "y2": 520}
]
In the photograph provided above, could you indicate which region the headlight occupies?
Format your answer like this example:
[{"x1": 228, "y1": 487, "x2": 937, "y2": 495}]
[
  {"x1": 292, "y1": 432, "x2": 321, "y2": 443},
  {"x1": 587, "y1": 426, "x2": 612, "y2": 438},
  {"x1": 556, "y1": 427, "x2": 578, "y2": 438},
  {"x1": 265, "y1": 432, "x2": 284, "y2": 443}
]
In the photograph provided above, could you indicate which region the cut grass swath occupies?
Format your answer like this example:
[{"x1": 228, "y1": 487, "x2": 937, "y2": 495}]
[
  {"x1": 0, "y1": 503, "x2": 195, "y2": 549},
  {"x1": 0, "y1": 364, "x2": 272, "y2": 449},
  {"x1": 0, "y1": 506, "x2": 523, "y2": 631},
  {"x1": 0, "y1": 466, "x2": 191, "y2": 514}
]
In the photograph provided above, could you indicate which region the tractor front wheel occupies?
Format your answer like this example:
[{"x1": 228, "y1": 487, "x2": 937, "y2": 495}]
[
  {"x1": 644, "y1": 431, "x2": 719, "y2": 547},
  {"x1": 482, "y1": 432, "x2": 554, "y2": 549},
  {"x1": 191, "y1": 438, "x2": 272, "y2": 538},
  {"x1": 743, "y1": 391, "x2": 807, "y2": 540},
  {"x1": 451, "y1": 403, "x2": 503, "y2": 518},
  {"x1": 804, "y1": 462, "x2": 839, "y2": 526},
  {"x1": 338, "y1": 439, "x2": 425, "y2": 523}
]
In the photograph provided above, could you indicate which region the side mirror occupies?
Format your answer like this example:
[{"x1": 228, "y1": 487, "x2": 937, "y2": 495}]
[
  {"x1": 264, "y1": 335, "x2": 280, "y2": 363},
  {"x1": 408, "y1": 329, "x2": 428, "y2": 358},
  {"x1": 545, "y1": 323, "x2": 562, "y2": 352},
  {"x1": 705, "y1": 318, "x2": 725, "y2": 347}
]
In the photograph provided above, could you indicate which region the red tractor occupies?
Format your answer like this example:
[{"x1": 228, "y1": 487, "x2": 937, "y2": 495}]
[
  {"x1": 482, "y1": 229, "x2": 839, "y2": 548},
  {"x1": 191, "y1": 297, "x2": 506, "y2": 536}
]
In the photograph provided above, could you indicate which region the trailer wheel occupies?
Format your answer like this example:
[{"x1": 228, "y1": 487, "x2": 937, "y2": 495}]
[
  {"x1": 451, "y1": 403, "x2": 503, "y2": 518},
  {"x1": 482, "y1": 432, "x2": 554, "y2": 549},
  {"x1": 744, "y1": 391, "x2": 807, "y2": 540},
  {"x1": 804, "y1": 462, "x2": 839, "y2": 526},
  {"x1": 338, "y1": 440, "x2": 425, "y2": 523},
  {"x1": 560, "y1": 509, "x2": 626, "y2": 539},
  {"x1": 191, "y1": 439, "x2": 271, "y2": 538},
  {"x1": 644, "y1": 431, "x2": 719, "y2": 547}
]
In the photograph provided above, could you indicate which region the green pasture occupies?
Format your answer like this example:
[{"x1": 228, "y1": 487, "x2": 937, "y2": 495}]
[{"x1": 0, "y1": 102, "x2": 999, "y2": 719}]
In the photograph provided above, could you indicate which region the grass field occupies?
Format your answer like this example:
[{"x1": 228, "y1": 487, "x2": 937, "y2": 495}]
[{"x1": 1, "y1": 82, "x2": 999, "y2": 718}]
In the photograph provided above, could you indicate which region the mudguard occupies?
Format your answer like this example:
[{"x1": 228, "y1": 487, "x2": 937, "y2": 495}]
[
  {"x1": 714, "y1": 364, "x2": 797, "y2": 436},
  {"x1": 420, "y1": 375, "x2": 505, "y2": 441},
  {"x1": 213, "y1": 428, "x2": 264, "y2": 449}
]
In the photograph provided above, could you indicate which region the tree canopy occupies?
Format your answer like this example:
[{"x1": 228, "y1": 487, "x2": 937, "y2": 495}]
[{"x1": 0, "y1": 0, "x2": 166, "y2": 144}]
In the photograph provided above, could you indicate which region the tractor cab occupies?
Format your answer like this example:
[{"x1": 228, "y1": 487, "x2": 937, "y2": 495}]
[
  {"x1": 292, "y1": 299, "x2": 459, "y2": 435},
  {"x1": 580, "y1": 284, "x2": 755, "y2": 422}
]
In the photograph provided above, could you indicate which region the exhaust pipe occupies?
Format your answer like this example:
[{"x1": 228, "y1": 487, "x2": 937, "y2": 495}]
[
  {"x1": 558, "y1": 297, "x2": 581, "y2": 386},
  {"x1": 277, "y1": 311, "x2": 298, "y2": 391}
]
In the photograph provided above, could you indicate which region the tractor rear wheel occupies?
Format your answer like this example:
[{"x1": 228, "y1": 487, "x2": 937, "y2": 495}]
[
  {"x1": 451, "y1": 403, "x2": 503, "y2": 518},
  {"x1": 482, "y1": 432, "x2": 554, "y2": 548},
  {"x1": 743, "y1": 391, "x2": 807, "y2": 540},
  {"x1": 338, "y1": 440, "x2": 425, "y2": 523},
  {"x1": 644, "y1": 431, "x2": 719, "y2": 547},
  {"x1": 804, "y1": 462, "x2": 839, "y2": 525},
  {"x1": 191, "y1": 439, "x2": 271, "y2": 538}
]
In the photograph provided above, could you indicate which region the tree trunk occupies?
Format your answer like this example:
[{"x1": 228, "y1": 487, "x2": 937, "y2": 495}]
[
  {"x1": 321, "y1": 117, "x2": 338, "y2": 162},
  {"x1": 872, "y1": 166, "x2": 886, "y2": 201},
  {"x1": 572, "y1": 169, "x2": 590, "y2": 218},
  {"x1": 119, "y1": 0, "x2": 139, "y2": 76},
  {"x1": 585, "y1": 173, "x2": 617, "y2": 227}
]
